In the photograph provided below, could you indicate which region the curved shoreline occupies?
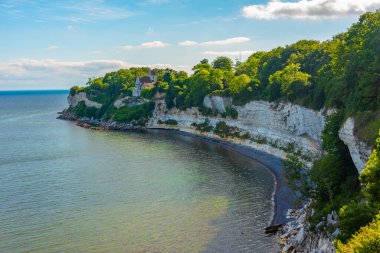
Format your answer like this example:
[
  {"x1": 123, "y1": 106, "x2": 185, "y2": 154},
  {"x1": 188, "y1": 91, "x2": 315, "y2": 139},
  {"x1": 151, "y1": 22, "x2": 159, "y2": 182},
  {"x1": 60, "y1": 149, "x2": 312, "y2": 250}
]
[
  {"x1": 147, "y1": 128, "x2": 296, "y2": 226},
  {"x1": 60, "y1": 116, "x2": 296, "y2": 226}
]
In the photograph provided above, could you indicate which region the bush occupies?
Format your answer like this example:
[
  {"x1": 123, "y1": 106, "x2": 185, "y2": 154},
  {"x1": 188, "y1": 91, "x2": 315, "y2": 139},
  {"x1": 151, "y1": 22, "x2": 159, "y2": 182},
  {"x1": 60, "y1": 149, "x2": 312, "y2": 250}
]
[
  {"x1": 74, "y1": 101, "x2": 100, "y2": 118},
  {"x1": 336, "y1": 212, "x2": 380, "y2": 253},
  {"x1": 141, "y1": 87, "x2": 155, "y2": 99},
  {"x1": 193, "y1": 118, "x2": 214, "y2": 132},
  {"x1": 221, "y1": 106, "x2": 238, "y2": 119},
  {"x1": 214, "y1": 121, "x2": 230, "y2": 138},
  {"x1": 158, "y1": 119, "x2": 178, "y2": 125},
  {"x1": 111, "y1": 102, "x2": 155, "y2": 123},
  {"x1": 213, "y1": 121, "x2": 242, "y2": 138},
  {"x1": 282, "y1": 154, "x2": 312, "y2": 203},
  {"x1": 199, "y1": 106, "x2": 217, "y2": 117},
  {"x1": 338, "y1": 201, "x2": 376, "y2": 242}
]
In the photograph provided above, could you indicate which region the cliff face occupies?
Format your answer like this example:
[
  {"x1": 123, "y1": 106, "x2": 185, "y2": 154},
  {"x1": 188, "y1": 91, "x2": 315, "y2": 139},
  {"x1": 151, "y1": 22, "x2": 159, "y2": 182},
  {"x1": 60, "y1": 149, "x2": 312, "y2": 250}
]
[
  {"x1": 148, "y1": 95, "x2": 372, "y2": 172},
  {"x1": 149, "y1": 96, "x2": 326, "y2": 162},
  {"x1": 338, "y1": 117, "x2": 372, "y2": 173},
  {"x1": 64, "y1": 93, "x2": 371, "y2": 172},
  {"x1": 68, "y1": 92, "x2": 102, "y2": 109}
]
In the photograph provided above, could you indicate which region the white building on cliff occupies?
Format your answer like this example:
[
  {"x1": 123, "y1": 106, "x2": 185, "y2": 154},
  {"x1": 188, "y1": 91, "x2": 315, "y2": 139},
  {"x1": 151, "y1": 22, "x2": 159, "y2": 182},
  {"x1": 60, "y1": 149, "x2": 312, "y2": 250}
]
[{"x1": 132, "y1": 69, "x2": 157, "y2": 97}]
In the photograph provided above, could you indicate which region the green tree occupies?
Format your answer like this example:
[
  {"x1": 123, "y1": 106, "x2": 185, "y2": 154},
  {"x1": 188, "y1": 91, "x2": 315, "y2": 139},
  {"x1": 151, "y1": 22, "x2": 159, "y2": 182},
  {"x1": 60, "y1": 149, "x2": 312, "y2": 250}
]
[
  {"x1": 268, "y1": 63, "x2": 311, "y2": 101},
  {"x1": 360, "y1": 131, "x2": 380, "y2": 203},
  {"x1": 212, "y1": 56, "x2": 233, "y2": 71}
]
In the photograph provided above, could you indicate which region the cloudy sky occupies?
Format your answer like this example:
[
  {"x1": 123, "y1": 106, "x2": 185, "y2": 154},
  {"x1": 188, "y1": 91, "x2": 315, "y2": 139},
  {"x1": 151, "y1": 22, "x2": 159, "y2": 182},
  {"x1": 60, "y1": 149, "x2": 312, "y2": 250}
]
[{"x1": 1, "y1": 0, "x2": 379, "y2": 90}]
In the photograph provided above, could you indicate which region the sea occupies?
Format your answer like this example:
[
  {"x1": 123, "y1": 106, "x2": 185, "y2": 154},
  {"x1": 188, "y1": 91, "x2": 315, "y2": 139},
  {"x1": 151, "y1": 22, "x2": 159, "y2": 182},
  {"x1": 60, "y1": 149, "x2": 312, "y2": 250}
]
[{"x1": 0, "y1": 90, "x2": 278, "y2": 252}]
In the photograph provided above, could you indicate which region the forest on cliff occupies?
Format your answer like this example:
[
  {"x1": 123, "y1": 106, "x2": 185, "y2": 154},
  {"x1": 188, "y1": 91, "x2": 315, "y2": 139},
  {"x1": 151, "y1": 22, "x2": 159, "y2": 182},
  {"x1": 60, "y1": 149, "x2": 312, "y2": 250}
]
[
  {"x1": 71, "y1": 10, "x2": 379, "y2": 147},
  {"x1": 68, "y1": 10, "x2": 380, "y2": 251}
]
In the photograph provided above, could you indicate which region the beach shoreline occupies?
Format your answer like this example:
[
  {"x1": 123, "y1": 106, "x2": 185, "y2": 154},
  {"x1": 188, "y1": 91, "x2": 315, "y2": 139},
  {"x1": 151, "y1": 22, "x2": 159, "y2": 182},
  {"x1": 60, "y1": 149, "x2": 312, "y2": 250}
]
[
  {"x1": 61, "y1": 115, "x2": 296, "y2": 226},
  {"x1": 147, "y1": 128, "x2": 296, "y2": 226}
]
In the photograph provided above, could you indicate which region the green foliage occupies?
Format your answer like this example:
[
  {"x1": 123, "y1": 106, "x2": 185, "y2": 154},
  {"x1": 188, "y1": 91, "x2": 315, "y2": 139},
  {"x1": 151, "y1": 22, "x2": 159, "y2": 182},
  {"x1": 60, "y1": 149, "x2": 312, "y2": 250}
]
[
  {"x1": 336, "y1": 131, "x2": 380, "y2": 242},
  {"x1": 141, "y1": 87, "x2": 155, "y2": 99},
  {"x1": 338, "y1": 201, "x2": 376, "y2": 242},
  {"x1": 360, "y1": 132, "x2": 380, "y2": 204},
  {"x1": 70, "y1": 85, "x2": 85, "y2": 95},
  {"x1": 309, "y1": 112, "x2": 360, "y2": 221},
  {"x1": 282, "y1": 154, "x2": 312, "y2": 203},
  {"x1": 221, "y1": 106, "x2": 238, "y2": 119},
  {"x1": 68, "y1": 11, "x2": 380, "y2": 140},
  {"x1": 356, "y1": 111, "x2": 380, "y2": 148},
  {"x1": 192, "y1": 118, "x2": 213, "y2": 132},
  {"x1": 74, "y1": 101, "x2": 101, "y2": 118},
  {"x1": 158, "y1": 119, "x2": 178, "y2": 125},
  {"x1": 110, "y1": 102, "x2": 155, "y2": 124},
  {"x1": 336, "y1": 212, "x2": 380, "y2": 253},
  {"x1": 268, "y1": 63, "x2": 311, "y2": 101},
  {"x1": 212, "y1": 56, "x2": 233, "y2": 71},
  {"x1": 213, "y1": 121, "x2": 242, "y2": 139},
  {"x1": 199, "y1": 106, "x2": 217, "y2": 117},
  {"x1": 185, "y1": 69, "x2": 211, "y2": 107}
]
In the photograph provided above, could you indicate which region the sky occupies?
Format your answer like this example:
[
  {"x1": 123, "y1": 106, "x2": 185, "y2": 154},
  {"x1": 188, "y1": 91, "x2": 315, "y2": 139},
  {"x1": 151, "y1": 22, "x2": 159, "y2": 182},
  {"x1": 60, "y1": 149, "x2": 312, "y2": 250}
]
[{"x1": 0, "y1": 0, "x2": 379, "y2": 90}]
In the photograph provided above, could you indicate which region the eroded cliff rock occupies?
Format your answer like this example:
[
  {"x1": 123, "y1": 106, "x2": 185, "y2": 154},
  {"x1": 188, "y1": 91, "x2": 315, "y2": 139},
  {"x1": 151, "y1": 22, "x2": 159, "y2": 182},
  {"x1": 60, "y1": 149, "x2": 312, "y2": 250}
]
[
  {"x1": 338, "y1": 117, "x2": 372, "y2": 173},
  {"x1": 150, "y1": 97, "x2": 327, "y2": 161},
  {"x1": 114, "y1": 96, "x2": 149, "y2": 109},
  {"x1": 203, "y1": 96, "x2": 232, "y2": 113},
  {"x1": 68, "y1": 92, "x2": 102, "y2": 109},
  {"x1": 64, "y1": 93, "x2": 372, "y2": 173}
]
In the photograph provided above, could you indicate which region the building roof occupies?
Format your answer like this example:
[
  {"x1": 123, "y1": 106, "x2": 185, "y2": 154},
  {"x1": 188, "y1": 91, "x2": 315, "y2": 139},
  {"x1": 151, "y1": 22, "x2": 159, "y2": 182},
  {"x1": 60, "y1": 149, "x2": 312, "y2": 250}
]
[
  {"x1": 148, "y1": 69, "x2": 156, "y2": 76},
  {"x1": 139, "y1": 76, "x2": 153, "y2": 84}
]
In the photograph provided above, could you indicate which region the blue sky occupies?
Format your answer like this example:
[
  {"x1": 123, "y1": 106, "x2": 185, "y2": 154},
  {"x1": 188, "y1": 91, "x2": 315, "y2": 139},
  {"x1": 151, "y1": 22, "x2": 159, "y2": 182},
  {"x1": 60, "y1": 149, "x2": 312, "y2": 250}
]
[{"x1": 0, "y1": 0, "x2": 379, "y2": 90}]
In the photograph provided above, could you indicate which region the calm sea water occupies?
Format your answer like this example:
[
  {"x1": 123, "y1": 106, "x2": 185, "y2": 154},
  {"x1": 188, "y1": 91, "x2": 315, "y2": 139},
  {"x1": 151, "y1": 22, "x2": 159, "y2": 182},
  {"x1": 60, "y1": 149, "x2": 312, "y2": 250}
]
[{"x1": 0, "y1": 91, "x2": 278, "y2": 252}]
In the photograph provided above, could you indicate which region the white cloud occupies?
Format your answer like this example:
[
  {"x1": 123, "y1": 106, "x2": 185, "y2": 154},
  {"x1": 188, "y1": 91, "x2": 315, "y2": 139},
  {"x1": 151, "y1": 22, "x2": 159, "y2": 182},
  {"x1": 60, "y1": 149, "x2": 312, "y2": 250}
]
[
  {"x1": 242, "y1": 0, "x2": 380, "y2": 20},
  {"x1": 122, "y1": 41, "x2": 169, "y2": 50},
  {"x1": 203, "y1": 51, "x2": 255, "y2": 57},
  {"x1": 202, "y1": 37, "x2": 251, "y2": 46},
  {"x1": 0, "y1": 59, "x2": 191, "y2": 89},
  {"x1": 179, "y1": 37, "x2": 250, "y2": 47},
  {"x1": 140, "y1": 41, "x2": 169, "y2": 49},
  {"x1": 178, "y1": 40, "x2": 198, "y2": 46},
  {"x1": 47, "y1": 45, "x2": 59, "y2": 50}
]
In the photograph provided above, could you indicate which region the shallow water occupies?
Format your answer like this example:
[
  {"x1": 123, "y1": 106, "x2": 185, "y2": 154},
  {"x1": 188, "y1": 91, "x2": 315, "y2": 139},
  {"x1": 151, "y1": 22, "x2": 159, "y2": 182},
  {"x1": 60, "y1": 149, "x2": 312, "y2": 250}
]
[{"x1": 0, "y1": 91, "x2": 278, "y2": 252}]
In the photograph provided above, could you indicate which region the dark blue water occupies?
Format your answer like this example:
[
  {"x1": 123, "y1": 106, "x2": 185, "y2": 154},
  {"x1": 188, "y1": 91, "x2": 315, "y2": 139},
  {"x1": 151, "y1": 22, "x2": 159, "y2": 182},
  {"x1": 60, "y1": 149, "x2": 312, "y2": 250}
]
[{"x1": 0, "y1": 91, "x2": 278, "y2": 252}]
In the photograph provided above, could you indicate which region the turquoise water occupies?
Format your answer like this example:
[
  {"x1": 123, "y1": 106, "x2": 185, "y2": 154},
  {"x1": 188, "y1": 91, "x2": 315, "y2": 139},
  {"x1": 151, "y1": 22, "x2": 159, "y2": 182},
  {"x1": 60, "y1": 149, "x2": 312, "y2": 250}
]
[{"x1": 0, "y1": 91, "x2": 278, "y2": 252}]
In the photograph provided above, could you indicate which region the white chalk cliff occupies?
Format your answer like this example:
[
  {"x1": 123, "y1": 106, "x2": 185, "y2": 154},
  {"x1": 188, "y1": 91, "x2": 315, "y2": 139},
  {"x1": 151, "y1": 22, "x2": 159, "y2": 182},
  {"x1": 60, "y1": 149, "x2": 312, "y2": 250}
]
[
  {"x1": 149, "y1": 96, "x2": 326, "y2": 162},
  {"x1": 68, "y1": 92, "x2": 102, "y2": 109},
  {"x1": 66, "y1": 93, "x2": 372, "y2": 173},
  {"x1": 338, "y1": 117, "x2": 372, "y2": 173},
  {"x1": 149, "y1": 95, "x2": 372, "y2": 172}
]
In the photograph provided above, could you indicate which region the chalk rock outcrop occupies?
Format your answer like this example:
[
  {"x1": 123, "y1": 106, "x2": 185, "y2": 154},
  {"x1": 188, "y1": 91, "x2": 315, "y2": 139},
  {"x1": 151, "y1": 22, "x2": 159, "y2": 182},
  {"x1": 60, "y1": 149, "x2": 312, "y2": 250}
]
[
  {"x1": 150, "y1": 97, "x2": 327, "y2": 160},
  {"x1": 68, "y1": 92, "x2": 102, "y2": 109},
  {"x1": 114, "y1": 96, "x2": 149, "y2": 109},
  {"x1": 203, "y1": 96, "x2": 232, "y2": 113},
  {"x1": 338, "y1": 117, "x2": 372, "y2": 173}
]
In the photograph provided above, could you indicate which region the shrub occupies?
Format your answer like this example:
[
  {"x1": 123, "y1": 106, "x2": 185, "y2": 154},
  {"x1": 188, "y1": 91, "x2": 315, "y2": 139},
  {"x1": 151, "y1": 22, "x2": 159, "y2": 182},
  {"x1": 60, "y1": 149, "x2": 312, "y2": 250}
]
[
  {"x1": 214, "y1": 121, "x2": 230, "y2": 138},
  {"x1": 74, "y1": 101, "x2": 99, "y2": 118},
  {"x1": 193, "y1": 118, "x2": 213, "y2": 132},
  {"x1": 111, "y1": 102, "x2": 155, "y2": 123},
  {"x1": 158, "y1": 119, "x2": 178, "y2": 125},
  {"x1": 338, "y1": 201, "x2": 376, "y2": 242},
  {"x1": 199, "y1": 106, "x2": 217, "y2": 117},
  {"x1": 282, "y1": 154, "x2": 312, "y2": 203},
  {"x1": 221, "y1": 106, "x2": 238, "y2": 119},
  {"x1": 336, "y1": 212, "x2": 380, "y2": 253}
]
